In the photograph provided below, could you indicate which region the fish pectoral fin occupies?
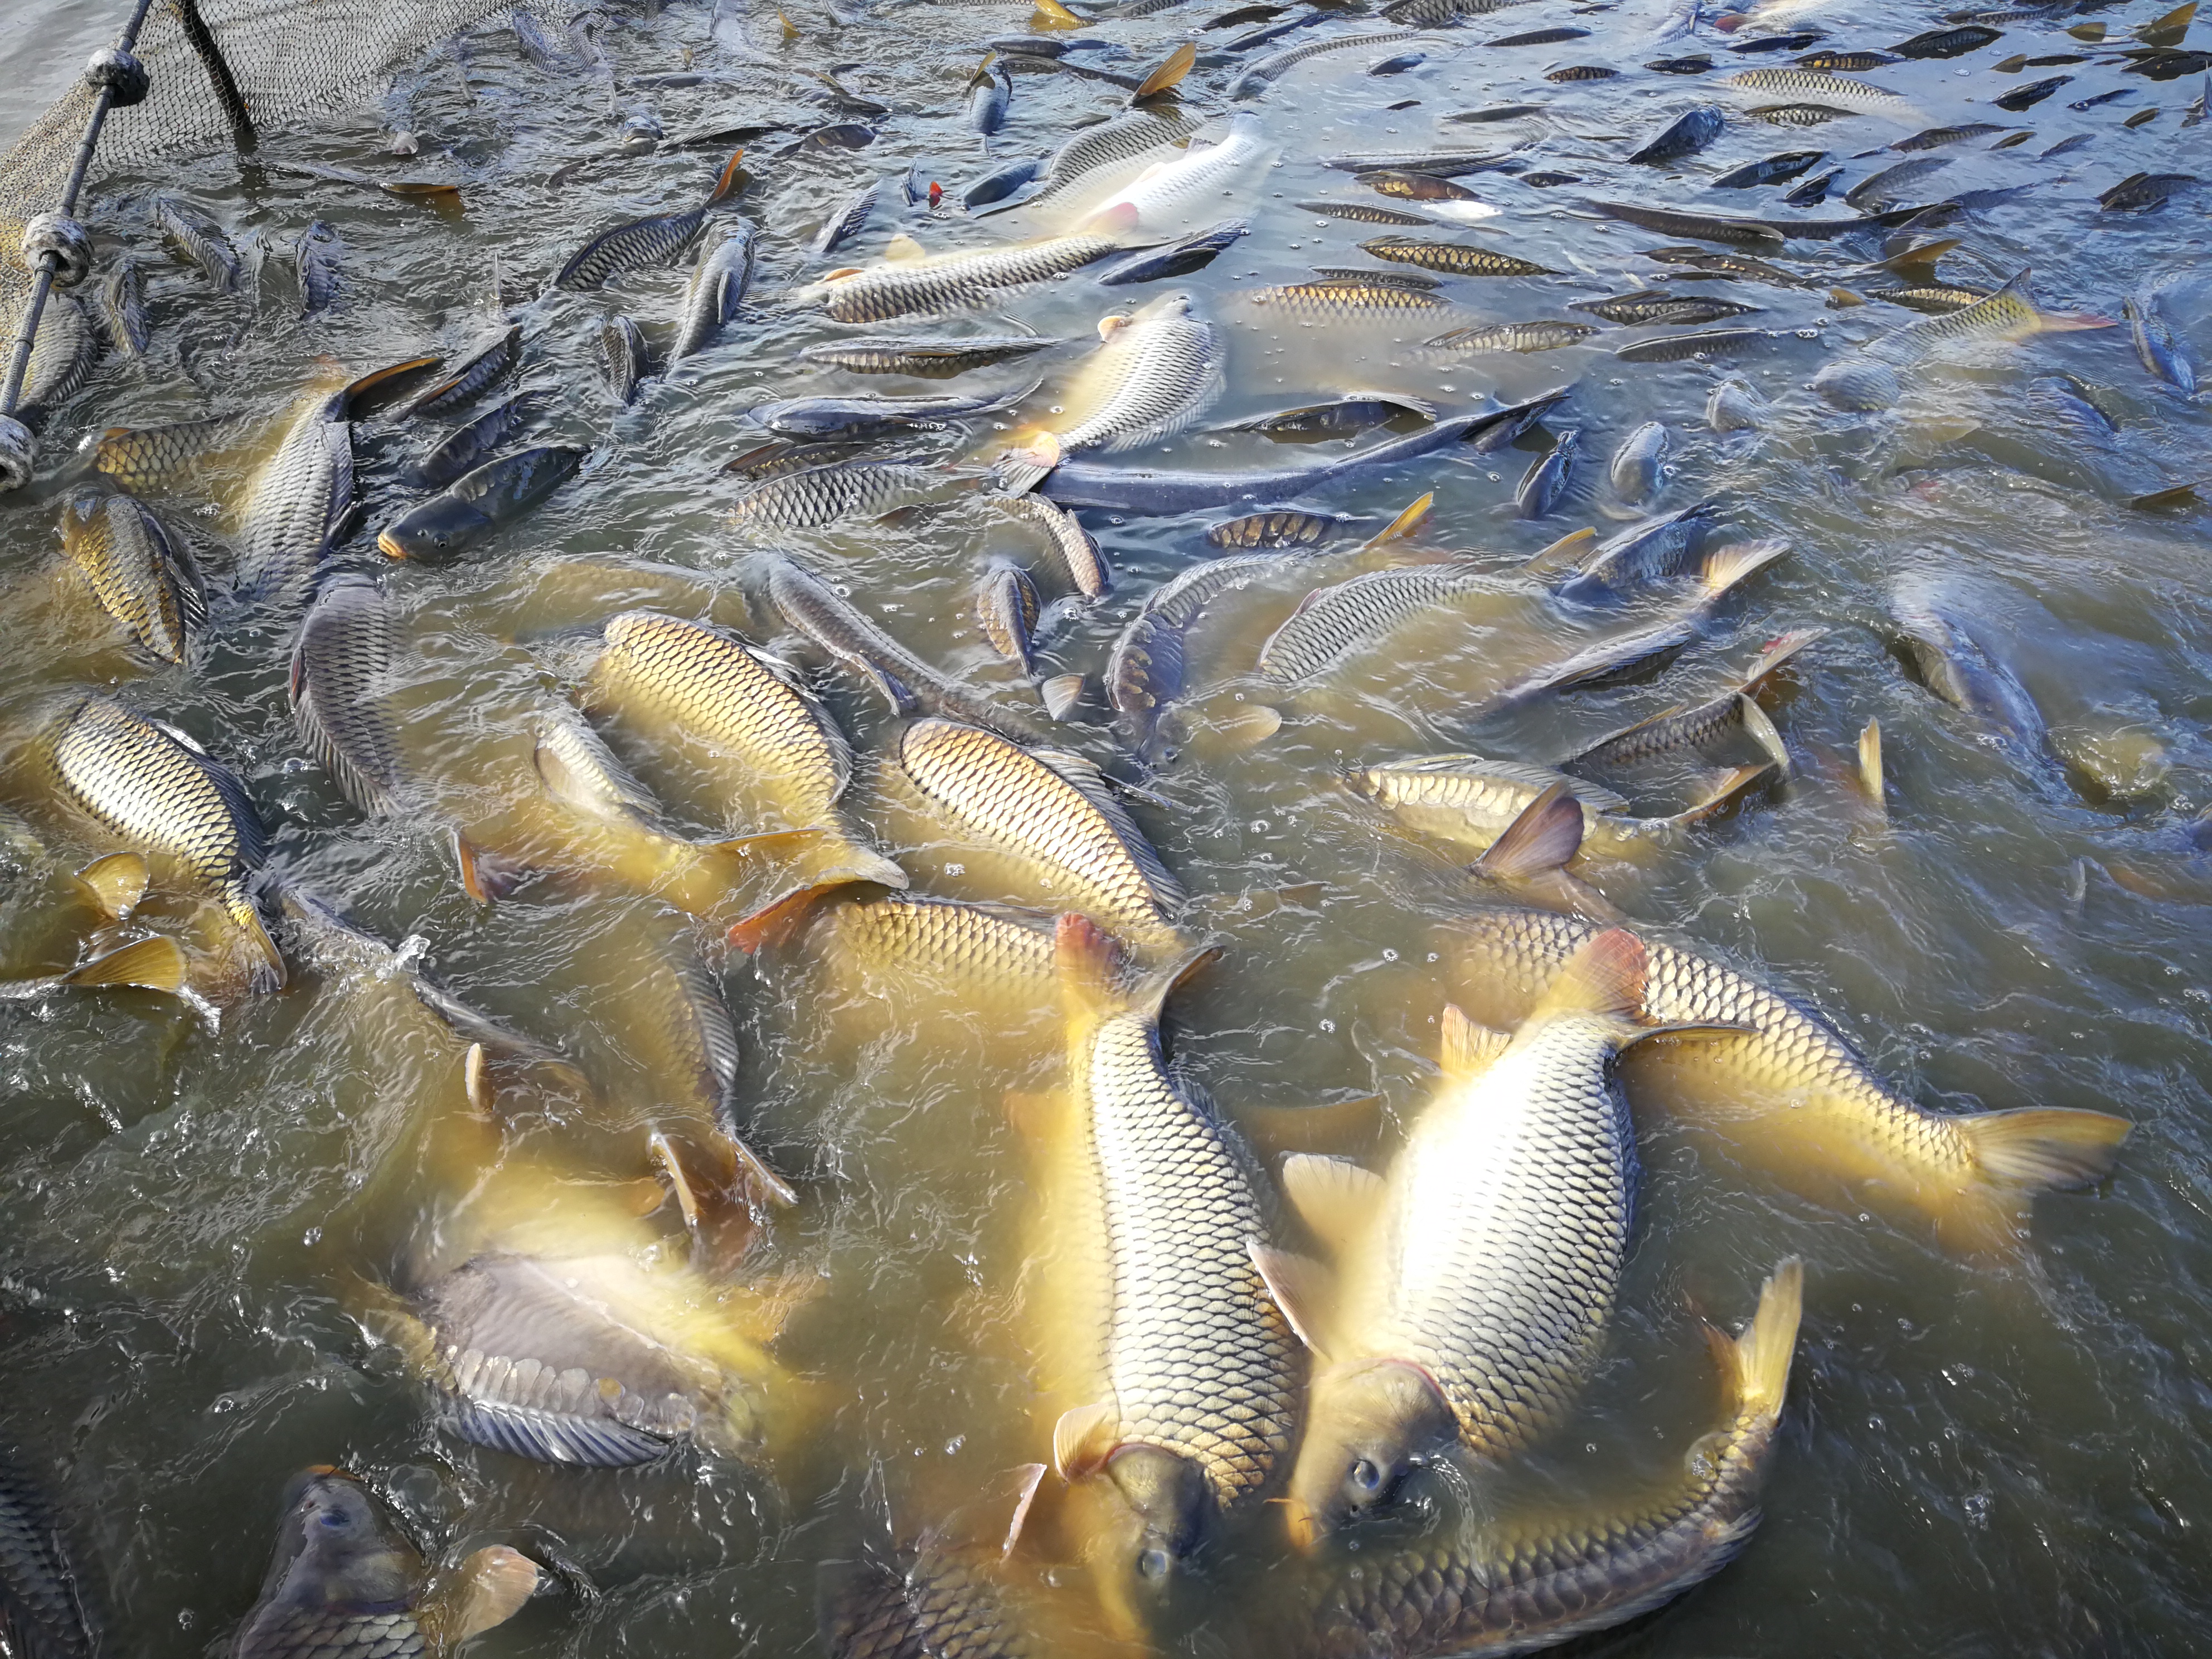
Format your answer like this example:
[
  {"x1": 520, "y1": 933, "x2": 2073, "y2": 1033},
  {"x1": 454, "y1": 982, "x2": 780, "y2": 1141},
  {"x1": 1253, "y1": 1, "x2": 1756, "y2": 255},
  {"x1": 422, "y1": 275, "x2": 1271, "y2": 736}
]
[
  {"x1": 1856, "y1": 718, "x2": 1886, "y2": 816},
  {"x1": 1738, "y1": 698, "x2": 1792, "y2": 774},
  {"x1": 1472, "y1": 783, "x2": 1584, "y2": 880},
  {"x1": 1279, "y1": 1154, "x2": 1385, "y2": 1257},
  {"x1": 855, "y1": 658, "x2": 920, "y2": 713},
  {"x1": 1622, "y1": 1019, "x2": 1758, "y2": 1050},
  {"x1": 71, "y1": 851, "x2": 148, "y2": 922},
  {"x1": 1247, "y1": 1242, "x2": 1337, "y2": 1360},
  {"x1": 1000, "y1": 1086, "x2": 1069, "y2": 1145},
  {"x1": 58, "y1": 934, "x2": 187, "y2": 995},
  {"x1": 418, "y1": 1545, "x2": 541, "y2": 1655},
  {"x1": 1052, "y1": 1402, "x2": 1121, "y2": 1481},
  {"x1": 727, "y1": 877, "x2": 852, "y2": 954},
  {"x1": 885, "y1": 233, "x2": 928, "y2": 263},
  {"x1": 1439, "y1": 1003, "x2": 1511, "y2": 1081},
  {"x1": 1233, "y1": 1094, "x2": 1386, "y2": 1161},
  {"x1": 453, "y1": 832, "x2": 530, "y2": 906},
  {"x1": 1531, "y1": 925, "x2": 1647, "y2": 1023}
]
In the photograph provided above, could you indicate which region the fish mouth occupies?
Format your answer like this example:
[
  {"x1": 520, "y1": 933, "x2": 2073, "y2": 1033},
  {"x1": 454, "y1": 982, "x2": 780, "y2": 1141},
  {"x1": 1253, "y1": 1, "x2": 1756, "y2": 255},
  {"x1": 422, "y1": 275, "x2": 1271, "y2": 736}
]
[{"x1": 376, "y1": 530, "x2": 411, "y2": 560}]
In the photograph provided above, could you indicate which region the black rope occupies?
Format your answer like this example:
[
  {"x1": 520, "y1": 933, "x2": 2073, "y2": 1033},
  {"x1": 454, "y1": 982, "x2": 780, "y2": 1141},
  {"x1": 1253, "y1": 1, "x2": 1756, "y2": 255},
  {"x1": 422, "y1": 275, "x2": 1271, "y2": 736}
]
[{"x1": 168, "y1": 0, "x2": 258, "y2": 156}]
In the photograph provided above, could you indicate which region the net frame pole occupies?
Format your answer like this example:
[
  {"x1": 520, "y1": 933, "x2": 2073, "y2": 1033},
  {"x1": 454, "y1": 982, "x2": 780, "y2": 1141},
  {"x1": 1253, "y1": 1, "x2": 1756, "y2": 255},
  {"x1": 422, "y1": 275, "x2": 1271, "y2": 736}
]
[{"x1": 0, "y1": 0, "x2": 162, "y2": 421}]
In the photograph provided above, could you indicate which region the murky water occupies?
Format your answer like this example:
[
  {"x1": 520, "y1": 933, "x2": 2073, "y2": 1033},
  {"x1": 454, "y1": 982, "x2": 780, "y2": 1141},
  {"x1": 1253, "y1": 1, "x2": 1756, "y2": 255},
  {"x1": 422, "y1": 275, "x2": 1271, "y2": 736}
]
[{"x1": 2, "y1": 0, "x2": 2210, "y2": 1653}]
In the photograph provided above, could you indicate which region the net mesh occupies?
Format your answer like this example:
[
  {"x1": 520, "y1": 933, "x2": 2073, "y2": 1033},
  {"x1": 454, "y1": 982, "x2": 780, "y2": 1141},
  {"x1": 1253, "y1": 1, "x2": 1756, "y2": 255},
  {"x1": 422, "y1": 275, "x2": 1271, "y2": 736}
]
[{"x1": 0, "y1": 0, "x2": 528, "y2": 406}]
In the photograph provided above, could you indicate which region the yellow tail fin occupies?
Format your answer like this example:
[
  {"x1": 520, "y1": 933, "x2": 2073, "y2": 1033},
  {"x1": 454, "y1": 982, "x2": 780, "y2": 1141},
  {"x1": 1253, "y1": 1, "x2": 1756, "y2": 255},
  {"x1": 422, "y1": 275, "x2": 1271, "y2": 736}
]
[
  {"x1": 71, "y1": 851, "x2": 148, "y2": 923},
  {"x1": 1958, "y1": 1107, "x2": 2130, "y2": 1191},
  {"x1": 1721, "y1": 1257, "x2": 1803, "y2": 1419},
  {"x1": 59, "y1": 934, "x2": 187, "y2": 993}
]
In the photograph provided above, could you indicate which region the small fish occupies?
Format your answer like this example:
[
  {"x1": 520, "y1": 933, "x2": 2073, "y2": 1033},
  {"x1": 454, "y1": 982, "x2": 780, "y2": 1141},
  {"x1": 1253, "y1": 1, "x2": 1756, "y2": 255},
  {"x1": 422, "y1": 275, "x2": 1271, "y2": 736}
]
[
  {"x1": 2124, "y1": 292, "x2": 2198, "y2": 394},
  {"x1": 753, "y1": 384, "x2": 1031, "y2": 440},
  {"x1": 1491, "y1": 26, "x2": 1592, "y2": 46},
  {"x1": 1326, "y1": 149, "x2": 1520, "y2": 179},
  {"x1": 289, "y1": 573, "x2": 405, "y2": 815},
  {"x1": 1546, "y1": 64, "x2": 1621, "y2": 82},
  {"x1": 1232, "y1": 31, "x2": 1444, "y2": 98},
  {"x1": 997, "y1": 493, "x2": 1110, "y2": 596},
  {"x1": 1891, "y1": 120, "x2": 2011, "y2": 151},
  {"x1": 672, "y1": 219, "x2": 758, "y2": 360},
  {"x1": 1581, "y1": 199, "x2": 1787, "y2": 248},
  {"x1": 1629, "y1": 105, "x2": 1726, "y2": 164},
  {"x1": 1729, "y1": 30, "x2": 1826, "y2": 53},
  {"x1": 1642, "y1": 246, "x2": 1817, "y2": 285},
  {"x1": 397, "y1": 324, "x2": 522, "y2": 420},
  {"x1": 1711, "y1": 149, "x2": 1828, "y2": 187},
  {"x1": 1110, "y1": 549, "x2": 1307, "y2": 754},
  {"x1": 1516, "y1": 429, "x2": 1580, "y2": 518},
  {"x1": 1647, "y1": 54, "x2": 1716, "y2": 73},
  {"x1": 234, "y1": 1469, "x2": 536, "y2": 1659},
  {"x1": 1425, "y1": 319, "x2": 1599, "y2": 354},
  {"x1": 598, "y1": 315, "x2": 651, "y2": 405},
  {"x1": 1356, "y1": 171, "x2": 1503, "y2": 225},
  {"x1": 798, "y1": 332, "x2": 1052, "y2": 376},
  {"x1": 1890, "y1": 25, "x2": 2003, "y2": 58},
  {"x1": 59, "y1": 491, "x2": 204, "y2": 663},
  {"x1": 1449, "y1": 103, "x2": 1546, "y2": 123},
  {"x1": 1361, "y1": 236, "x2": 1558, "y2": 276},
  {"x1": 1218, "y1": 393, "x2": 1437, "y2": 437},
  {"x1": 1564, "y1": 628, "x2": 1819, "y2": 769},
  {"x1": 152, "y1": 196, "x2": 239, "y2": 292},
  {"x1": 1260, "y1": 562, "x2": 1510, "y2": 683},
  {"x1": 812, "y1": 178, "x2": 882, "y2": 257},
  {"x1": 977, "y1": 560, "x2": 1042, "y2": 672},
  {"x1": 1608, "y1": 421, "x2": 1670, "y2": 503},
  {"x1": 1243, "y1": 279, "x2": 1456, "y2": 323},
  {"x1": 1573, "y1": 289, "x2": 1763, "y2": 326},
  {"x1": 1291, "y1": 198, "x2": 1434, "y2": 226},
  {"x1": 1994, "y1": 75, "x2": 2071, "y2": 110},
  {"x1": 402, "y1": 395, "x2": 535, "y2": 492},
  {"x1": 293, "y1": 220, "x2": 342, "y2": 315},
  {"x1": 1846, "y1": 157, "x2": 1951, "y2": 208},
  {"x1": 100, "y1": 257, "x2": 148, "y2": 357},
  {"x1": 968, "y1": 55, "x2": 1012, "y2": 138},
  {"x1": 377, "y1": 445, "x2": 586, "y2": 561},
  {"x1": 2099, "y1": 172, "x2": 2198, "y2": 211},
  {"x1": 1096, "y1": 221, "x2": 1250, "y2": 287},
  {"x1": 1797, "y1": 49, "x2": 1901, "y2": 70},
  {"x1": 1745, "y1": 101, "x2": 1857, "y2": 126},
  {"x1": 1721, "y1": 66, "x2": 1918, "y2": 122},
  {"x1": 552, "y1": 149, "x2": 746, "y2": 290}
]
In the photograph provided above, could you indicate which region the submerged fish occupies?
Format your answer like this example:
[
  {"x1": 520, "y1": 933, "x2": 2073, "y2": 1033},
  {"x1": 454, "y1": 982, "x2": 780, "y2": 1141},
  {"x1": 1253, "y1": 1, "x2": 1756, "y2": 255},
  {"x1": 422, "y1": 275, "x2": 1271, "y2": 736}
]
[
  {"x1": 798, "y1": 333, "x2": 1055, "y2": 376},
  {"x1": 1573, "y1": 289, "x2": 1763, "y2": 326},
  {"x1": 598, "y1": 315, "x2": 651, "y2": 405},
  {"x1": 294, "y1": 220, "x2": 342, "y2": 316},
  {"x1": 378, "y1": 445, "x2": 586, "y2": 561},
  {"x1": 1445, "y1": 908, "x2": 2130, "y2": 1246},
  {"x1": 553, "y1": 150, "x2": 748, "y2": 290},
  {"x1": 1205, "y1": 510, "x2": 1346, "y2": 549},
  {"x1": 1031, "y1": 916, "x2": 1297, "y2": 1640},
  {"x1": 1608, "y1": 421, "x2": 1670, "y2": 504},
  {"x1": 581, "y1": 609, "x2": 905, "y2": 900},
  {"x1": 1516, "y1": 429, "x2": 1580, "y2": 518},
  {"x1": 1891, "y1": 578, "x2": 2048, "y2": 752},
  {"x1": 997, "y1": 493, "x2": 1111, "y2": 597},
  {"x1": 1110, "y1": 549, "x2": 1309, "y2": 754},
  {"x1": 893, "y1": 720, "x2": 1184, "y2": 953},
  {"x1": 59, "y1": 491, "x2": 203, "y2": 664},
  {"x1": 0, "y1": 1461, "x2": 98, "y2": 1659},
  {"x1": 41, "y1": 695, "x2": 282, "y2": 991},
  {"x1": 1296, "y1": 1260, "x2": 1805, "y2": 1659},
  {"x1": 672, "y1": 219, "x2": 759, "y2": 360},
  {"x1": 1259, "y1": 563, "x2": 1510, "y2": 683},
  {"x1": 397, "y1": 326, "x2": 522, "y2": 421},
  {"x1": 1361, "y1": 237, "x2": 1559, "y2": 277},
  {"x1": 1812, "y1": 269, "x2": 2108, "y2": 409},
  {"x1": 402, "y1": 395, "x2": 535, "y2": 492},
  {"x1": 289, "y1": 573, "x2": 406, "y2": 814},
  {"x1": 153, "y1": 196, "x2": 239, "y2": 292},
  {"x1": 101, "y1": 257, "x2": 148, "y2": 357}
]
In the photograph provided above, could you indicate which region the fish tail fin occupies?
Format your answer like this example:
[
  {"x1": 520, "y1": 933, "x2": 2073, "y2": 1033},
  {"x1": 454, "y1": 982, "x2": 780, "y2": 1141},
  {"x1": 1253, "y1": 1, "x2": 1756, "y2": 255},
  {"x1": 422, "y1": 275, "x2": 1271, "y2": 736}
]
[
  {"x1": 58, "y1": 934, "x2": 187, "y2": 994},
  {"x1": 1733, "y1": 625, "x2": 1825, "y2": 698},
  {"x1": 1957, "y1": 1107, "x2": 2131, "y2": 1192},
  {"x1": 1699, "y1": 537, "x2": 1789, "y2": 597},
  {"x1": 1530, "y1": 925, "x2": 1646, "y2": 1022},
  {"x1": 1032, "y1": 0, "x2": 1081, "y2": 25},
  {"x1": 1710, "y1": 1257, "x2": 1803, "y2": 1422},
  {"x1": 342, "y1": 354, "x2": 442, "y2": 419},
  {"x1": 725, "y1": 860, "x2": 898, "y2": 955},
  {"x1": 706, "y1": 149, "x2": 748, "y2": 208},
  {"x1": 1866, "y1": 236, "x2": 1961, "y2": 283},
  {"x1": 71, "y1": 850, "x2": 149, "y2": 922},
  {"x1": 1670, "y1": 760, "x2": 1777, "y2": 825},
  {"x1": 1357, "y1": 491, "x2": 1435, "y2": 552}
]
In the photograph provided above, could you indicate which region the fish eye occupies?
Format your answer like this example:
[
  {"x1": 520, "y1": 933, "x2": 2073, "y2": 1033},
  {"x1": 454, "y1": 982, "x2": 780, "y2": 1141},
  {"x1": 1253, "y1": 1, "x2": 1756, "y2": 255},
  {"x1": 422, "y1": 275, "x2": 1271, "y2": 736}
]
[
  {"x1": 1351, "y1": 1458, "x2": 1382, "y2": 1493},
  {"x1": 318, "y1": 1510, "x2": 349, "y2": 1529},
  {"x1": 1136, "y1": 1546, "x2": 1171, "y2": 1582}
]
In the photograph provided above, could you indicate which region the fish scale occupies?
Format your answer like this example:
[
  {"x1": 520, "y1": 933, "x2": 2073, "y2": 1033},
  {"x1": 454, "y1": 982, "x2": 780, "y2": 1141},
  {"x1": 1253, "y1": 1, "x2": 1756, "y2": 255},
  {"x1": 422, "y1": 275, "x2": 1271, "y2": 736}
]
[
  {"x1": 0, "y1": 1466, "x2": 94, "y2": 1659},
  {"x1": 290, "y1": 574, "x2": 405, "y2": 814},
  {"x1": 1363, "y1": 999, "x2": 1639, "y2": 1458},
  {"x1": 240, "y1": 1602, "x2": 423, "y2": 1659},
  {"x1": 1076, "y1": 992, "x2": 1298, "y2": 1507},
  {"x1": 824, "y1": 1549, "x2": 1044, "y2": 1659},
  {"x1": 729, "y1": 459, "x2": 952, "y2": 530},
  {"x1": 821, "y1": 893, "x2": 1057, "y2": 991},
  {"x1": 60, "y1": 491, "x2": 203, "y2": 664},
  {"x1": 45, "y1": 695, "x2": 269, "y2": 940},
  {"x1": 1243, "y1": 281, "x2": 1455, "y2": 321},
  {"x1": 1051, "y1": 295, "x2": 1224, "y2": 459},
  {"x1": 895, "y1": 719, "x2": 1182, "y2": 949},
  {"x1": 1260, "y1": 565, "x2": 1508, "y2": 682},
  {"x1": 242, "y1": 391, "x2": 353, "y2": 603}
]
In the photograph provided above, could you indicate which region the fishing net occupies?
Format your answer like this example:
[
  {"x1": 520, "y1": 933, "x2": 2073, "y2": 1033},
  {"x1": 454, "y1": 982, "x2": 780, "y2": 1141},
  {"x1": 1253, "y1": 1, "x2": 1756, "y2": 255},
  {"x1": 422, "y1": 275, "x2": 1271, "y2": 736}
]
[{"x1": 0, "y1": 0, "x2": 535, "y2": 425}]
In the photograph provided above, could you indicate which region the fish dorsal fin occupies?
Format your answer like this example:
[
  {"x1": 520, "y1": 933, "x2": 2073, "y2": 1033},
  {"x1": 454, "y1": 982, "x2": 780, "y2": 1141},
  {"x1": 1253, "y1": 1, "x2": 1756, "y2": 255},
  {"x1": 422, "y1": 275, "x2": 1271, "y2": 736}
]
[
  {"x1": 1522, "y1": 525, "x2": 1597, "y2": 575},
  {"x1": 1052, "y1": 1402, "x2": 1120, "y2": 1481},
  {"x1": 1473, "y1": 782, "x2": 1584, "y2": 879},
  {"x1": 58, "y1": 934, "x2": 187, "y2": 994},
  {"x1": 1532, "y1": 926, "x2": 1647, "y2": 1022},
  {"x1": 1737, "y1": 696, "x2": 1791, "y2": 773},
  {"x1": 1247, "y1": 1241, "x2": 1336, "y2": 1360},
  {"x1": 1358, "y1": 491, "x2": 1433, "y2": 552},
  {"x1": 72, "y1": 851, "x2": 149, "y2": 922},
  {"x1": 1130, "y1": 943, "x2": 1222, "y2": 1026},
  {"x1": 1737, "y1": 625, "x2": 1825, "y2": 693},
  {"x1": 1134, "y1": 42, "x2": 1197, "y2": 101},
  {"x1": 1678, "y1": 759, "x2": 1778, "y2": 823},
  {"x1": 462, "y1": 1041, "x2": 496, "y2": 1117},
  {"x1": 1699, "y1": 537, "x2": 1789, "y2": 596},
  {"x1": 1439, "y1": 1003, "x2": 1511, "y2": 1081},
  {"x1": 885, "y1": 233, "x2": 928, "y2": 263},
  {"x1": 417, "y1": 1545, "x2": 541, "y2": 1656},
  {"x1": 1279, "y1": 1154, "x2": 1385, "y2": 1257}
]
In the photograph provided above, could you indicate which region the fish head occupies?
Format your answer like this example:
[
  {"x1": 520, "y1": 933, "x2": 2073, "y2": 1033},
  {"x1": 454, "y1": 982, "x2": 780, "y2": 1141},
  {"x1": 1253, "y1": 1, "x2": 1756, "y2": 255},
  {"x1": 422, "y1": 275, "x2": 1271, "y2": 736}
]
[
  {"x1": 377, "y1": 496, "x2": 493, "y2": 562},
  {"x1": 1283, "y1": 1357, "x2": 1453, "y2": 1549},
  {"x1": 1070, "y1": 1443, "x2": 1210, "y2": 1638},
  {"x1": 267, "y1": 1469, "x2": 420, "y2": 1610}
]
